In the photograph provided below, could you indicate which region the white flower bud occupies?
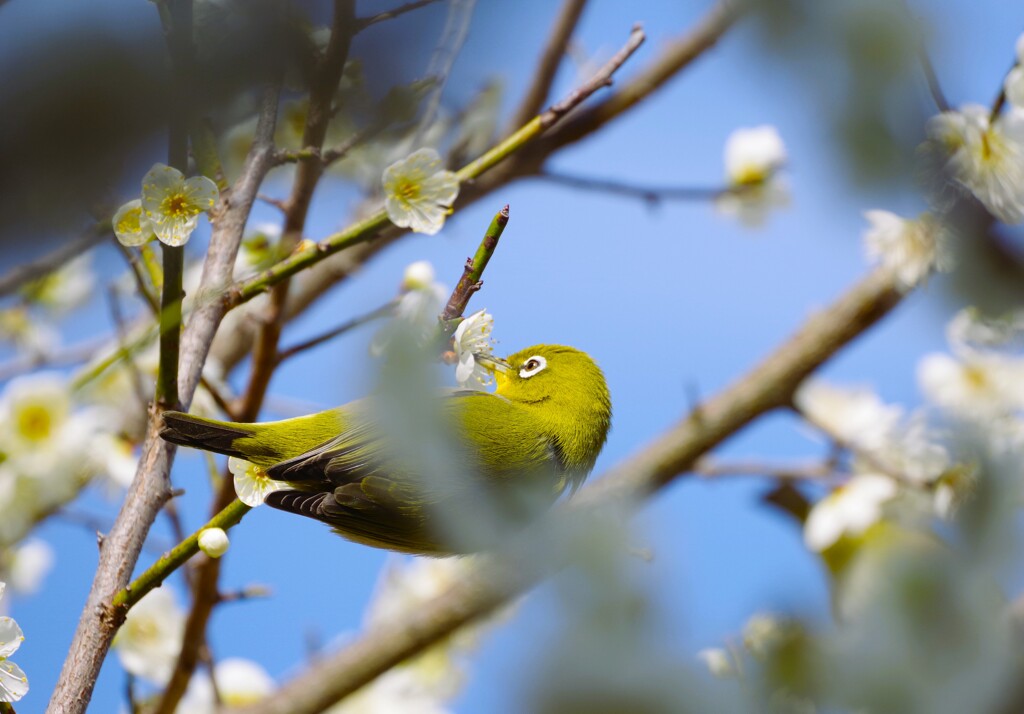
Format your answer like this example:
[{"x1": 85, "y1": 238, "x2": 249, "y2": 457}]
[
  {"x1": 198, "y1": 527, "x2": 230, "y2": 558},
  {"x1": 402, "y1": 260, "x2": 436, "y2": 291}
]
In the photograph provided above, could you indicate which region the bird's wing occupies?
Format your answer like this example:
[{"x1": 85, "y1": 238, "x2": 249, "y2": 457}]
[{"x1": 262, "y1": 391, "x2": 564, "y2": 553}]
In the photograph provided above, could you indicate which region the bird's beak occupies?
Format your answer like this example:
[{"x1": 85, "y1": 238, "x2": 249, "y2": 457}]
[{"x1": 476, "y1": 353, "x2": 510, "y2": 374}]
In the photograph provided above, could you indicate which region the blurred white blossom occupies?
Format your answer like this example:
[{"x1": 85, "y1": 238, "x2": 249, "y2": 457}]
[
  {"x1": 697, "y1": 648, "x2": 735, "y2": 678},
  {"x1": 113, "y1": 587, "x2": 186, "y2": 685},
  {"x1": 804, "y1": 474, "x2": 898, "y2": 552},
  {"x1": 235, "y1": 223, "x2": 282, "y2": 279},
  {"x1": 1004, "y1": 34, "x2": 1024, "y2": 109},
  {"x1": 795, "y1": 379, "x2": 902, "y2": 453},
  {"x1": 141, "y1": 163, "x2": 219, "y2": 246},
  {"x1": 229, "y1": 457, "x2": 291, "y2": 507},
  {"x1": 4, "y1": 539, "x2": 54, "y2": 595},
  {"x1": 918, "y1": 350, "x2": 1024, "y2": 419},
  {"x1": 862, "y1": 210, "x2": 951, "y2": 288},
  {"x1": 724, "y1": 126, "x2": 787, "y2": 186},
  {"x1": 452, "y1": 310, "x2": 495, "y2": 390},
  {"x1": 742, "y1": 613, "x2": 787, "y2": 659},
  {"x1": 20, "y1": 254, "x2": 95, "y2": 314},
  {"x1": 0, "y1": 583, "x2": 28, "y2": 703},
  {"x1": 925, "y1": 104, "x2": 1024, "y2": 223},
  {"x1": 179, "y1": 657, "x2": 274, "y2": 712},
  {"x1": 382, "y1": 149, "x2": 460, "y2": 235},
  {"x1": 0, "y1": 306, "x2": 59, "y2": 359}
]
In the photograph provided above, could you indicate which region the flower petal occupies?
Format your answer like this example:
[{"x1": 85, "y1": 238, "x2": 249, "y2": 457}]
[
  {"x1": 113, "y1": 199, "x2": 154, "y2": 247},
  {"x1": 0, "y1": 617, "x2": 24, "y2": 658},
  {"x1": 184, "y1": 175, "x2": 220, "y2": 212},
  {"x1": 0, "y1": 659, "x2": 28, "y2": 702}
]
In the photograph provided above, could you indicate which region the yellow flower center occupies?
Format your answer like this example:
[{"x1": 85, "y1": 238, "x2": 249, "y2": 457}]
[
  {"x1": 17, "y1": 404, "x2": 53, "y2": 442},
  {"x1": 395, "y1": 179, "x2": 422, "y2": 203},
  {"x1": 116, "y1": 209, "x2": 142, "y2": 235},
  {"x1": 963, "y1": 363, "x2": 990, "y2": 391},
  {"x1": 161, "y1": 193, "x2": 198, "y2": 219},
  {"x1": 731, "y1": 166, "x2": 768, "y2": 187}
]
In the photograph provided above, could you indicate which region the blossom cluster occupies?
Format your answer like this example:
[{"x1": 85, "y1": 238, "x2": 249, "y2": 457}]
[{"x1": 114, "y1": 163, "x2": 219, "y2": 248}]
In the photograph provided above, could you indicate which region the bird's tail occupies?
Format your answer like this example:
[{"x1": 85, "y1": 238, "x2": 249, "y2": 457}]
[{"x1": 160, "y1": 411, "x2": 255, "y2": 458}]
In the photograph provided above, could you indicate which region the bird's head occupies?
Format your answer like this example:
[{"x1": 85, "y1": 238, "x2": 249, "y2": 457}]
[{"x1": 487, "y1": 344, "x2": 611, "y2": 455}]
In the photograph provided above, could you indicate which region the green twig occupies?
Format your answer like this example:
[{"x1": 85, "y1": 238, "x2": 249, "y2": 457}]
[
  {"x1": 441, "y1": 204, "x2": 509, "y2": 326},
  {"x1": 111, "y1": 498, "x2": 251, "y2": 611}
]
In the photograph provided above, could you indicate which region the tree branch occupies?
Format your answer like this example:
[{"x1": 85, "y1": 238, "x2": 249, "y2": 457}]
[
  {"x1": 46, "y1": 83, "x2": 281, "y2": 714},
  {"x1": 506, "y1": 0, "x2": 589, "y2": 134},
  {"x1": 229, "y1": 267, "x2": 905, "y2": 714},
  {"x1": 355, "y1": 0, "x2": 443, "y2": 32}
]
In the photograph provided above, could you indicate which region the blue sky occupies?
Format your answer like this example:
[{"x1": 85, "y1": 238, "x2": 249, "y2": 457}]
[{"x1": 4, "y1": 0, "x2": 1024, "y2": 711}]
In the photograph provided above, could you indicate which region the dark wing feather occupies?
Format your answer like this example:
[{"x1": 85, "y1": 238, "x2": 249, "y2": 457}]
[{"x1": 262, "y1": 391, "x2": 564, "y2": 554}]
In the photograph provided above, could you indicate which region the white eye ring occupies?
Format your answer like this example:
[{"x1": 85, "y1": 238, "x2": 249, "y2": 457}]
[{"x1": 519, "y1": 355, "x2": 547, "y2": 378}]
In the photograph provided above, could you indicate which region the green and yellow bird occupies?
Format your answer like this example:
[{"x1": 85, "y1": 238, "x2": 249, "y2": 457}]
[{"x1": 159, "y1": 345, "x2": 611, "y2": 555}]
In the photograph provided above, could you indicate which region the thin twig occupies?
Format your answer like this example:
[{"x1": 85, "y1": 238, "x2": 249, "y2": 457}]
[
  {"x1": 228, "y1": 267, "x2": 905, "y2": 714},
  {"x1": 693, "y1": 456, "x2": 837, "y2": 481},
  {"x1": 275, "y1": 300, "x2": 397, "y2": 364},
  {"x1": 0, "y1": 223, "x2": 110, "y2": 298},
  {"x1": 990, "y1": 59, "x2": 1017, "y2": 122},
  {"x1": 537, "y1": 170, "x2": 726, "y2": 204},
  {"x1": 441, "y1": 204, "x2": 509, "y2": 324},
  {"x1": 917, "y1": 43, "x2": 950, "y2": 113},
  {"x1": 506, "y1": 0, "x2": 589, "y2": 133},
  {"x1": 355, "y1": 0, "x2": 443, "y2": 32}
]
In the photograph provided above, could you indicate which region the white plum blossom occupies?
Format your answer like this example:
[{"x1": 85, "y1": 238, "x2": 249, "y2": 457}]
[
  {"x1": 795, "y1": 378, "x2": 903, "y2": 454},
  {"x1": 113, "y1": 587, "x2": 186, "y2": 685},
  {"x1": 113, "y1": 198, "x2": 157, "y2": 247},
  {"x1": 4, "y1": 539, "x2": 54, "y2": 595},
  {"x1": 697, "y1": 648, "x2": 735, "y2": 678},
  {"x1": 198, "y1": 527, "x2": 230, "y2": 558},
  {"x1": 724, "y1": 126, "x2": 788, "y2": 186},
  {"x1": 862, "y1": 210, "x2": 951, "y2": 289},
  {"x1": 141, "y1": 163, "x2": 220, "y2": 246},
  {"x1": 742, "y1": 613, "x2": 787, "y2": 658},
  {"x1": 371, "y1": 262, "x2": 449, "y2": 357},
  {"x1": 382, "y1": 149, "x2": 460, "y2": 235},
  {"x1": 229, "y1": 457, "x2": 292, "y2": 507},
  {"x1": 947, "y1": 307, "x2": 1024, "y2": 352},
  {"x1": 179, "y1": 658, "x2": 275, "y2": 712},
  {"x1": 716, "y1": 125, "x2": 789, "y2": 227},
  {"x1": 1004, "y1": 34, "x2": 1024, "y2": 109},
  {"x1": 804, "y1": 474, "x2": 898, "y2": 552},
  {"x1": 925, "y1": 104, "x2": 1024, "y2": 223},
  {"x1": 0, "y1": 306, "x2": 59, "y2": 359},
  {"x1": 235, "y1": 223, "x2": 282, "y2": 279},
  {"x1": 20, "y1": 254, "x2": 95, "y2": 314},
  {"x1": 452, "y1": 310, "x2": 495, "y2": 390},
  {"x1": 0, "y1": 582, "x2": 28, "y2": 703},
  {"x1": 918, "y1": 350, "x2": 1024, "y2": 419}
]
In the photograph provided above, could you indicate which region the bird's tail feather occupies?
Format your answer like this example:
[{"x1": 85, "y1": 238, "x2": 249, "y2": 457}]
[{"x1": 160, "y1": 411, "x2": 254, "y2": 458}]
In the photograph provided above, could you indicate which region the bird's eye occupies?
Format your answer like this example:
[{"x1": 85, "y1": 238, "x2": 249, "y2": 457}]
[{"x1": 519, "y1": 355, "x2": 547, "y2": 378}]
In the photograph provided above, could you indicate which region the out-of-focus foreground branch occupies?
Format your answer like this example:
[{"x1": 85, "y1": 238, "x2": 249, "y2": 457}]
[{"x1": 230, "y1": 267, "x2": 905, "y2": 714}]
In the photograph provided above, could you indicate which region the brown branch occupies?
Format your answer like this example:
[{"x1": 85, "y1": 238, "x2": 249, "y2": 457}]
[
  {"x1": 693, "y1": 456, "x2": 837, "y2": 481},
  {"x1": 506, "y1": 0, "x2": 589, "y2": 133},
  {"x1": 355, "y1": 0, "x2": 443, "y2": 32},
  {"x1": 537, "y1": 170, "x2": 726, "y2": 204},
  {"x1": 156, "y1": 5, "x2": 357, "y2": 712},
  {"x1": 0, "y1": 223, "x2": 110, "y2": 298},
  {"x1": 229, "y1": 267, "x2": 905, "y2": 714},
  {"x1": 46, "y1": 83, "x2": 281, "y2": 714}
]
